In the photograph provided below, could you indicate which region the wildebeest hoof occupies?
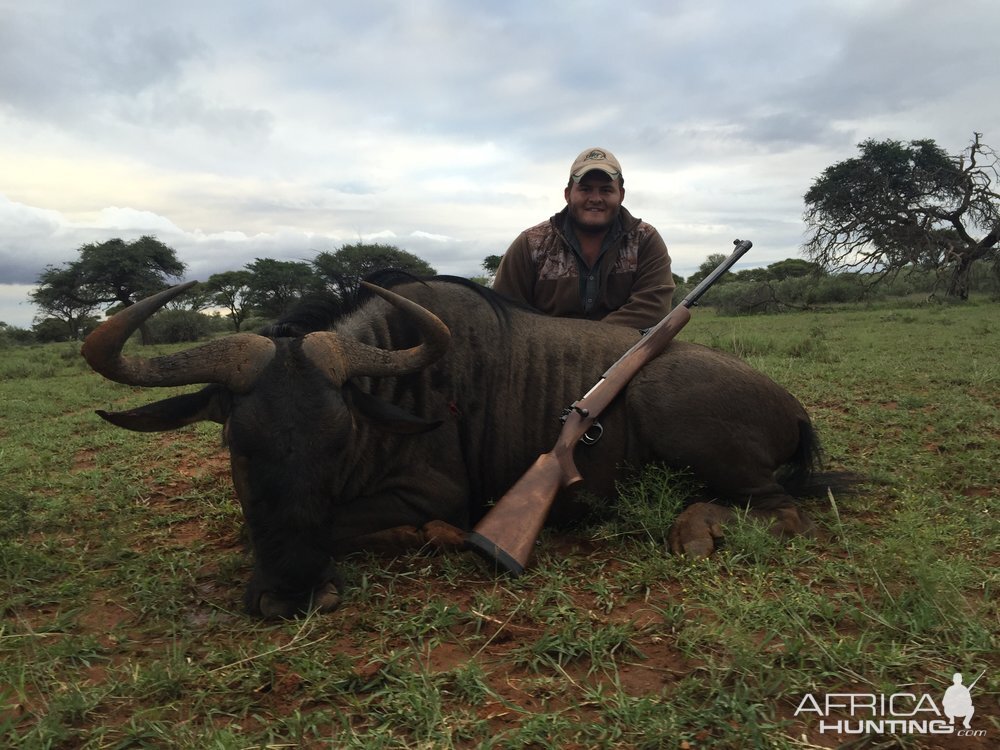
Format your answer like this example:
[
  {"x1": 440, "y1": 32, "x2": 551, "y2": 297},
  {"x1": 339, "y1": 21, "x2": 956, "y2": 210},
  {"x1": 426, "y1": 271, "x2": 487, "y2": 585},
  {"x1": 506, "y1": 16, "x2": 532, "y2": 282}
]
[
  {"x1": 766, "y1": 506, "x2": 814, "y2": 537},
  {"x1": 311, "y1": 580, "x2": 343, "y2": 612},
  {"x1": 256, "y1": 591, "x2": 297, "y2": 620},
  {"x1": 421, "y1": 520, "x2": 465, "y2": 549},
  {"x1": 668, "y1": 502, "x2": 733, "y2": 558}
]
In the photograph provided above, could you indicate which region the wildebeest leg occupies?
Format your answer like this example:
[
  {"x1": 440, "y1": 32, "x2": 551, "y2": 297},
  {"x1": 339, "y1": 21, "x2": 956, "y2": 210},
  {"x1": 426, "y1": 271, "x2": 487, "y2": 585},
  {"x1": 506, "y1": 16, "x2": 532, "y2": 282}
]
[
  {"x1": 334, "y1": 519, "x2": 466, "y2": 555},
  {"x1": 329, "y1": 468, "x2": 470, "y2": 555},
  {"x1": 643, "y1": 410, "x2": 812, "y2": 557},
  {"x1": 627, "y1": 345, "x2": 815, "y2": 559},
  {"x1": 748, "y1": 495, "x2": 814, "y2": 533},
  {"x1": 663, "y1": 437, "x2": 812, "y2": 559},
  {"x1": 668, "y1": 492, "x2": 813, "y2": 559},
  {"x1": 668, "y1": 502, "x2": 732, "y2": 558}
]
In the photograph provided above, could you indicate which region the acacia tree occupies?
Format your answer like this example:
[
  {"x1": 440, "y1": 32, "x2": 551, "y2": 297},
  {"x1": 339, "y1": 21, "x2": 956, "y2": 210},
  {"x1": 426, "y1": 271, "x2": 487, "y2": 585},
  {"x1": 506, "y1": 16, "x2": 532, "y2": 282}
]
[
  {"x1": 803, "y1": 133, "x2": 1000, "y2": 299},
  {"x1": 312, "y1": 243, "x2": 436, "y2": 304},
  {"x1": 245, "y1": 258, "x2": 322, "y2": 318},
  {"x1": 480, "y1": 254, "x2": 503, "y2": 286},
  {"x1": 204, "y1": 270, "x2": 255, "y2": 331},
  {"x1": 77, "y1": 236, "x2": 186, "y2": 304},
  {"x1": 30, "y1": 264, "x2": 99, "y2": 340},
  {"x1": 31, "y1": 235, "x2": 186, "y2": 343},
  {"x1": 685, "y1": 253, "x2": 729, "y2": 286}
]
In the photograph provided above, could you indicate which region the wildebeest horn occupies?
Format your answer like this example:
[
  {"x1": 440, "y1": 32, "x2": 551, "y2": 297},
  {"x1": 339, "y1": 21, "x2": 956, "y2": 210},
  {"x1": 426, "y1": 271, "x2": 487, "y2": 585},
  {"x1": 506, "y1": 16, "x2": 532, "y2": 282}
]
[
  {"x1": 81, "y1": 282, "x2": 276, "y2": 392},
  {"x1": 301, "y1": 282, "x2": 451, "y2": 382}
]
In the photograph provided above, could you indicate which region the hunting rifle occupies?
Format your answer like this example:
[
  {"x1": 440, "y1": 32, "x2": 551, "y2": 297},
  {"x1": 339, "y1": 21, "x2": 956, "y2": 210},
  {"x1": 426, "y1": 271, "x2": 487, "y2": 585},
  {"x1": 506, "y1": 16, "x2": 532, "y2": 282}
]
[
  {"x1": 465, "y1": 239, "x2": 754, "y2": 575},
  {"x1": 966, "y1": 670, "x2": 985, "y2": 692}
]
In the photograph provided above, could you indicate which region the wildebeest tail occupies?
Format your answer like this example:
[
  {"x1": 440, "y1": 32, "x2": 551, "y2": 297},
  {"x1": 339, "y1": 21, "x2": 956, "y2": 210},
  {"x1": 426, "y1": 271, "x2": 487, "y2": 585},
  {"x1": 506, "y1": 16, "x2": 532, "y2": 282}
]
[
  {"x1": 777, "y1": 417, "x2": 823, "y2": 491},
  {"x1": 779, "y1": 418, "x2": 861, "y2": 498}
]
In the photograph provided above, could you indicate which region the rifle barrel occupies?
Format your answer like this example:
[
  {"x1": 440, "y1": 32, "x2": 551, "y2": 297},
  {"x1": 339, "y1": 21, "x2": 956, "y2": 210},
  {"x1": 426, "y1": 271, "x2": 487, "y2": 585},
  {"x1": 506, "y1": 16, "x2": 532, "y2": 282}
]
[
  {"x1": 681, "y1": 239, "x2": 752, "y2": 309},
  {"x1": 967, "y1": 669, "x2": 985, "y2": 691}
]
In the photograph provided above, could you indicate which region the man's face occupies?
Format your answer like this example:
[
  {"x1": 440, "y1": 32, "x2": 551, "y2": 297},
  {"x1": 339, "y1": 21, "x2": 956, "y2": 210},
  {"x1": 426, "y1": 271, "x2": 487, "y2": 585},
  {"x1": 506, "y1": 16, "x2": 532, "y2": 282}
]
[{"x1": 564, "y1": 171, "x2": 625, "y2": 234}]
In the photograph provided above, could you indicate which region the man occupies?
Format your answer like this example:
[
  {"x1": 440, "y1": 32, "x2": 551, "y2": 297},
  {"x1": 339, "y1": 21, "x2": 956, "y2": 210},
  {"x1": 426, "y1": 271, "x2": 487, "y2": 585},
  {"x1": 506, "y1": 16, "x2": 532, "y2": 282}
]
[
  {"x1": 493, "y1": 147, "x2": 674, "y2": 329},
  {"x1": 943, "y1": 672, "x2": 977, "y2": 730}
]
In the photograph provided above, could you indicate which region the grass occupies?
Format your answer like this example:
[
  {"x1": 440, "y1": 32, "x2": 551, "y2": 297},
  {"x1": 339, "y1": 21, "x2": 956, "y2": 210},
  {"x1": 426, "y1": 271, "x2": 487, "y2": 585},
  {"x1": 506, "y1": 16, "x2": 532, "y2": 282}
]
[{"x1": 1, "y1": 300, "x2": 998, "y2": 748}]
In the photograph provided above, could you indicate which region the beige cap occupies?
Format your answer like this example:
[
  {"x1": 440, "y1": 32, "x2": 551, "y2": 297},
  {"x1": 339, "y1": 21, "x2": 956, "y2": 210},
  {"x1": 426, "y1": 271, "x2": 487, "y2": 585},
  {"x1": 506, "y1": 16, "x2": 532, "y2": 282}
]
[{"x1": 569, "y1": 147, "x2": 622, "y2": 182}]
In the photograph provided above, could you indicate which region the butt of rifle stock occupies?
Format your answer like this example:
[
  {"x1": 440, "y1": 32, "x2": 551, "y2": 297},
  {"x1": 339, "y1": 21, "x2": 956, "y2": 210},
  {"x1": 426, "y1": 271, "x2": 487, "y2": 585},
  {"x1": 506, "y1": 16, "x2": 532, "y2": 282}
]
[
  {"x1": 464, "y1": 450, "x2": 580, "y2": 576},
  {"x1": 464, "y1": 531, "x2": 527, "y2": 576}
]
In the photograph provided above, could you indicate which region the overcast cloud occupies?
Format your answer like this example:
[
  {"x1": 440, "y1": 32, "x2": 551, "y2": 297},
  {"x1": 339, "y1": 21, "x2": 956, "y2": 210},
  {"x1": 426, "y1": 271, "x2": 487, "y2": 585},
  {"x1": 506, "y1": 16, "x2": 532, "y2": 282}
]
[{"x1": 2, "y1": 0, "x2": 998, "y2": 327}]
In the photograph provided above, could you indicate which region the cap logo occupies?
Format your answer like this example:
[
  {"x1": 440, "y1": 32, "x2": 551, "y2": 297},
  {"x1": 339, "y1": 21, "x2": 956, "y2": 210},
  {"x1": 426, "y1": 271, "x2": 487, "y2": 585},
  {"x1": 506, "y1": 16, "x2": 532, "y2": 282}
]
[{"x1": 570, "y1": 147, "x2": 621, "y2": 183}]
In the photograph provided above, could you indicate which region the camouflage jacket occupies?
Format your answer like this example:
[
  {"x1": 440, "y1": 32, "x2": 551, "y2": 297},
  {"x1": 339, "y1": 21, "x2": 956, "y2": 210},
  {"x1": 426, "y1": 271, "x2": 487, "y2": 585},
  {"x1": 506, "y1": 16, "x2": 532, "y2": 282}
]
[{"x1": 493, "y1": 206, "x2": 674, "y2": 329}]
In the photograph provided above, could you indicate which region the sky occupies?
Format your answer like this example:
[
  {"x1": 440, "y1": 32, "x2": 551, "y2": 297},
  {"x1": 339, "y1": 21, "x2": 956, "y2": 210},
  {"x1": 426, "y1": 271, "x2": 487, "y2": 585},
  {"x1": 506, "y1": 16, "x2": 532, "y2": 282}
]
[{"x1": 2, "y1": 0, "x2": 998, "y2": 328}]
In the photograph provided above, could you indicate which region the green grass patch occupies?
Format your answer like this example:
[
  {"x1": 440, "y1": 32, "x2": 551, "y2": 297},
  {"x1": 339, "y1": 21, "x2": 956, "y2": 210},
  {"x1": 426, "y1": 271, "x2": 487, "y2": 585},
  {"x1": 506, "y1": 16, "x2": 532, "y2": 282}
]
[{"x1": 1, "y1": 303, "x2": 998, "y2": 748}]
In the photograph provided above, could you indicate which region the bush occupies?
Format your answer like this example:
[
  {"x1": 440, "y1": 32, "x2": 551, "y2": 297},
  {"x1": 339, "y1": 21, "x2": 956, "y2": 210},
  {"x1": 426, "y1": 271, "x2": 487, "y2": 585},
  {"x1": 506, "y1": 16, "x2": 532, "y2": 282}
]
[
  {"x1": 805, "y1": 273, "x2": 870, "y2": 304},
  {"x1": 243, "y1": 315, "x2": 275, "y2": 334},
  {"x1": 32, "y1": 318, "x2": 76, "y2": 343},
  {"x1": 0, "y1": 323, "x2": 35, "y2": 347},
  {"x1": 692, "y1": 257, "x2": 1000, "y2": 314},
  {"x1": 705, "y1": 281, "x2": 777, "y2": 315},
  {"x1": 968, "y1": 261, "x2": 1000, "y2": 298},
  {"x1": 147, "y1": 310, "x2": 214, "y2": 343},
  {"x1": 700, "y1": 273, "x2": 873, "y2": 314}
]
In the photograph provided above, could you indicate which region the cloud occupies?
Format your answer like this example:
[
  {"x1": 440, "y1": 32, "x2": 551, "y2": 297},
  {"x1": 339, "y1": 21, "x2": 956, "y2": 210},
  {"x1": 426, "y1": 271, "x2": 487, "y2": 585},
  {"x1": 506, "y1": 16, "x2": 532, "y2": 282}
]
[{"x1": 2, "y1": 0, "x2": 998, "y2": 329}]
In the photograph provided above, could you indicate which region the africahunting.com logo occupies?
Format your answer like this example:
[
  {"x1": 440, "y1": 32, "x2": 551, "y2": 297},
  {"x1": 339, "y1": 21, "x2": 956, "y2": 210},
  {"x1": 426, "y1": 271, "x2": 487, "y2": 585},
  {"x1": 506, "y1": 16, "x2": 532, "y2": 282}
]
[{"x1": 794, "y1": 670, "x2": 987, "y2": 737}]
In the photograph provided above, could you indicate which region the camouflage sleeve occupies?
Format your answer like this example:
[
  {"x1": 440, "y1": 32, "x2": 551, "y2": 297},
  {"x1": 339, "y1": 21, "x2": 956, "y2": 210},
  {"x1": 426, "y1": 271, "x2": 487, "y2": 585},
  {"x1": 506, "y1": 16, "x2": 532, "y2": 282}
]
[
  {"x1": 492, "y1": 232, "x2": 537, "y2": 305},
  {"x1": 603, "y1": 227, "x2": 675, "y2": 329}
]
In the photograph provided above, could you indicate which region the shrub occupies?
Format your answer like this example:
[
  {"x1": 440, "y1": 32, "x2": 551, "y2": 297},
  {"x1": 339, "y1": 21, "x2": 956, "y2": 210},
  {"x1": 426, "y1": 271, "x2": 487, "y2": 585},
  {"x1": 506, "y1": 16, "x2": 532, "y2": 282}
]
[
  {"x1": 0, "y1": 323, "x2": 35, "y2": 347},
  {"x1": 147, "y1": 310, "x2": 213, "y2": 343}
]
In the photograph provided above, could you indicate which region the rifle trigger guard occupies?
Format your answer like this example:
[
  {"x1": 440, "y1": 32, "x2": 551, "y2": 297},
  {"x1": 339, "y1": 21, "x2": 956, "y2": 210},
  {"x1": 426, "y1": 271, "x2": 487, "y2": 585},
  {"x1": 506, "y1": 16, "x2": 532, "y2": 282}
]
[
  {"x1": 560, "y1": 404, "x2": 602, "y2": 444},
  {"x1": 580, "y1": 421, "x2": 603, "y2": 445}
]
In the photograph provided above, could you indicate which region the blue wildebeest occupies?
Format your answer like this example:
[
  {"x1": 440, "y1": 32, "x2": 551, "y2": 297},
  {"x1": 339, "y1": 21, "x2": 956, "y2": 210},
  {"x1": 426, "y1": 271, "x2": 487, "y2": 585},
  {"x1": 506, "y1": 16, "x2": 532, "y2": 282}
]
[{"x1": 83, "y1": 276, "x2": 822, "y2": 618}]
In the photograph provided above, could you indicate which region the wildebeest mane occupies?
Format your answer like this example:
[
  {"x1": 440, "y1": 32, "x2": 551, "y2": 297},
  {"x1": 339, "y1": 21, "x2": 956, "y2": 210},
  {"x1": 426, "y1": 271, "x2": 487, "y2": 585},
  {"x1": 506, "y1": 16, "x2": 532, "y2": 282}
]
[
  {"x1": 257, "y1": 268, "x2": 416, "y2": 337},
  {"x1": 258, "y1": 292, "x2": 346, "y2": 338},
  {"x1": 362, "y1": 269, "x2": 514, "y2": 319},
  {"x1": 261, "y1": 270, "x2": 518, "y2": 338}
]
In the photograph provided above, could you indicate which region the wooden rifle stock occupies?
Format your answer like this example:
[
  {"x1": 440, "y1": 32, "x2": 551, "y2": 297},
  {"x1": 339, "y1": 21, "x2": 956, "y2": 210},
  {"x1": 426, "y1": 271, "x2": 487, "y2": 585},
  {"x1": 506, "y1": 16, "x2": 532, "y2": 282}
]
[{"x1": 465, "y1": 239, "x2": 753, "y2": 575}]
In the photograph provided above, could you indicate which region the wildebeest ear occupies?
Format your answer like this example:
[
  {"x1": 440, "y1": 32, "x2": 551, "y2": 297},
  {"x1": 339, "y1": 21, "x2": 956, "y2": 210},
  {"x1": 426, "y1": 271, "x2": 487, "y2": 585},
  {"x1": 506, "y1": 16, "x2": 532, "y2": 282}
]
[
  {"x1": 97, "y1": 385, "x2": 231, "y2": 432},
  {"x1": 343, "y1": 382, "x2": 443, "y2": 434}
]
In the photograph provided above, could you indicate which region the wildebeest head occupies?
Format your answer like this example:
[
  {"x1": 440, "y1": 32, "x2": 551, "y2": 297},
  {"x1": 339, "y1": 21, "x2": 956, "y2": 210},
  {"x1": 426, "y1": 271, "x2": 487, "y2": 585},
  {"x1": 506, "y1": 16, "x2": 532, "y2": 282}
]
[{"x1": 81, "y1": 281, "x2": 451, "y2": 617}]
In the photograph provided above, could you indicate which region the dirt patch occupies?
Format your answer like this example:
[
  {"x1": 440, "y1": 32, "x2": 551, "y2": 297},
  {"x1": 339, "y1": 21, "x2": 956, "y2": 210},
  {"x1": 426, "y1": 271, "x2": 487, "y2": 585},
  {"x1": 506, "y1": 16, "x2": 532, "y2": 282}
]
[
  {"x1": 77, "y1": 591, "x2": 135, "y2": 637},
  {"x1": 71, "y1": 446, "x2": 101, "y2": 472}
]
